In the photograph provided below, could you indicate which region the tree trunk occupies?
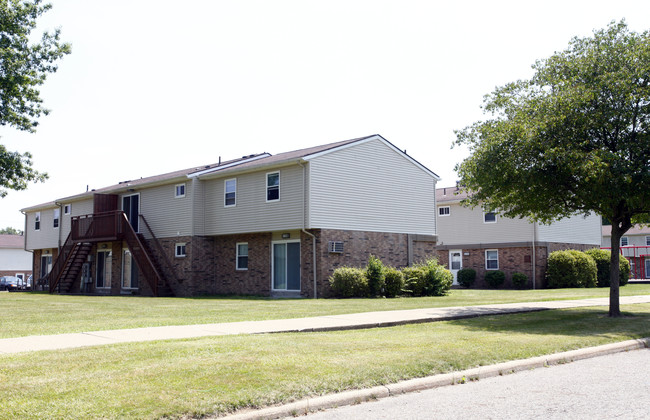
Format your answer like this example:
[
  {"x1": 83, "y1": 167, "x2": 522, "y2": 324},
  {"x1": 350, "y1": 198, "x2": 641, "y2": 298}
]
[{"x1": 609, "y1": 224, "x2": 622, "y2": 317}]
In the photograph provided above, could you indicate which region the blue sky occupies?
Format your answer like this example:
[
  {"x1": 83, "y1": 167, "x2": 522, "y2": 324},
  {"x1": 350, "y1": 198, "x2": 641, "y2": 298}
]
[{"x1": 2, "y1": 0, "x2": 649, "y2": 229}]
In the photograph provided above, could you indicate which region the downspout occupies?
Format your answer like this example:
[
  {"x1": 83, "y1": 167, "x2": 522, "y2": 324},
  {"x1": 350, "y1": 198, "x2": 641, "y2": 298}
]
[
  {"x1": 532, "y1": 222, "x2": 537, "y2": 290},
  {"x1": 299, "y1": 161, "x2": 317, "y2": 299}
]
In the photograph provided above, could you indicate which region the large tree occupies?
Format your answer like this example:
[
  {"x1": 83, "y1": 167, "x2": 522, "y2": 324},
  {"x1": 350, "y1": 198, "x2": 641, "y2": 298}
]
[
  {"x1": 0, "y1": 0, "x2": 70, "y2": 196},
  {"x1": 454, "y1": 21, "x2": 650, "y2": 317}
]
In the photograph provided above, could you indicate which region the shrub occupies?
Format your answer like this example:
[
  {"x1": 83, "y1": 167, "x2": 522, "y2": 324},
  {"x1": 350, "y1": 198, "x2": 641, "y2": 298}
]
[
  {"x1": 402, "y1": 259, "x2": 452, "y2": 297},
  {"x1": 583, "y1": 248, "x2": 630, "y2": 287},
  {"x1": 366, "y1": 255, "x2": 386, "y2": 297},
  {"x1": 546, "y1": 250, "x2": 597, "y2": 288},
  {"x1": 456, "y1": 268, "x2": 476, "y2": 288},
  {"x1": 484, "y1": 270, "x2": 505, "y2": 288},
  {"x1": 329, "y1": 267, "x2": 369, "y2": 298},
  {"x1": 511, "y1": 272, "x2": 528, "y2": 289},
  {"x1": 383, "y1": 267, "x2": 404, "y2": 298}
]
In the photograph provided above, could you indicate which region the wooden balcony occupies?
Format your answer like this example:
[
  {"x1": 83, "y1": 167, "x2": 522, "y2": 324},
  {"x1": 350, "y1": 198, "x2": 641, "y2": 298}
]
[{"x1": 71, "y1": 211, "x2": 127, "y2": 242}]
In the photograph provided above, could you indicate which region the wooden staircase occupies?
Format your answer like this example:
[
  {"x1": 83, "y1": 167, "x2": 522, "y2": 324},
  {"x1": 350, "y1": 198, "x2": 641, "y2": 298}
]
[{"x1": 54, "y1": 243, "x2": 92, "y2": 293}]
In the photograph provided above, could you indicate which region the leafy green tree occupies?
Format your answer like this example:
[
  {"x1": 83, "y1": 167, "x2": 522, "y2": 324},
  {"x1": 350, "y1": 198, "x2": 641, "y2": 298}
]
[
  {"x1": 0, "y1": 226, "x2": 23, "y2": 235},
  {"x1": 0, "y1": 0, "x2": 70, "y2": 196},
  {"x1": 454, "y1": 21, "x2": 650, "y2": 317}
]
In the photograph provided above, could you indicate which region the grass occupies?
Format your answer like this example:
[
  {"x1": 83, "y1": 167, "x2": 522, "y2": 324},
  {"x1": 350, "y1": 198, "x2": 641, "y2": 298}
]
[
  {"x1": 1, "y1": 284, "x2": 649, "y2": 338},
  {"x1": 1, "y1": 303, "x2": 649, "y2": 419}
]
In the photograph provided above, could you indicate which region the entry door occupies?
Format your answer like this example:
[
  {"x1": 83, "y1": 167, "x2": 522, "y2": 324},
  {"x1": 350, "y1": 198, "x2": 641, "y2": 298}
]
[
  {"x1": 645, "y1": 259, "x2": 650, "y2": 279},
  {"x1": 272, "y1": 242, "x2": 300, "y2": 291},
  {"x1": 449, "y1": 250, "x2": 462, "y2": 285},
  {"x1": 122, "y1": 194, "x2": 139, "y2": 232}
]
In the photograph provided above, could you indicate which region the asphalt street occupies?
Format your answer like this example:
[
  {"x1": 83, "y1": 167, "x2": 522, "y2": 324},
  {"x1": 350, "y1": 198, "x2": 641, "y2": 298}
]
[{"x1": 293, "y1": 348, "x2": 650, "y2": 420}]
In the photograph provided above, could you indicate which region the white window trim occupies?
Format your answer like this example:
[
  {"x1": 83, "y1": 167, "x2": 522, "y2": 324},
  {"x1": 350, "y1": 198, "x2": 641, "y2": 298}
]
[
  {"x1": 646, "y1": 236, "x2": 650, "y2": 246},
  {"x1": 175, "y1": 243, "x2": 187, "y2": 258},
  {"x1": 485, "y1": 249, "x2": 499, "y2": 270},
  {"x1": 224, "y1": 178, "x2": 237, "y2": 207},
  {"x1": 266, "y1": 171, "x2": 280, "y2": 202},
  {"x1": 621, "y1": 236, "x2": 629, "y2": 247},
  {"x1": 438, "y1": 206, "x2": 450, "y2": 216},
  {"x1": 236, "y1": 242, "x2": 248, "y2": 271},
  {"x1": 483, "y1": 211, "x2": 497, "y2": 224},
  {"x1": 53, "y1": 208, "x2": 60, "y2": 229},
  {"x1": 175, "y1": 183, "x2": 186, "y2": 198},
  {"x1": 35, "y1": 212, "x2": 41, "y2": 231},
  {"x1": 63, "y1": 204, "x2": 71, "y2": 215},
  {"x1": 96, "y1": 250, "x2": 112, "y2": 289}
]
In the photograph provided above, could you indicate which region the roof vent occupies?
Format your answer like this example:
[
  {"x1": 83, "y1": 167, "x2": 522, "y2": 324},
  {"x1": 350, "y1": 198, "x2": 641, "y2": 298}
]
[{"x1": 328, "y1": 241, "x2": 344, "y2": 254}]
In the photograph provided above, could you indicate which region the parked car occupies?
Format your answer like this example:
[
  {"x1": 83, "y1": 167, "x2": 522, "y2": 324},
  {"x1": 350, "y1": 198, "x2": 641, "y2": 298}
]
[{"x1": 1, "y1": 276, "x2": 22, "y2": 291}]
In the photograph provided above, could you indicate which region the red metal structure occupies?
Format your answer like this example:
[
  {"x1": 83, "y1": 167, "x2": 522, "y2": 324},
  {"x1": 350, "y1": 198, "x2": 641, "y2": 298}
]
[{"x1": 601, "y1": 246, "x2": 650, "y2": 279}]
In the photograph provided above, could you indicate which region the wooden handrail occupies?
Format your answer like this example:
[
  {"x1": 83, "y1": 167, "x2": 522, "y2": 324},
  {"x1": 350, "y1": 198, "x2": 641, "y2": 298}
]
[
  {"x1": 119, "y1": 212, "x2": 163, "y2": 296},
  {"x1": 139, "y1": 214, "x2": 179, "y2": 286},
  {"x1": 48, "y1": 232, "x2": 76, "y2": 292}
]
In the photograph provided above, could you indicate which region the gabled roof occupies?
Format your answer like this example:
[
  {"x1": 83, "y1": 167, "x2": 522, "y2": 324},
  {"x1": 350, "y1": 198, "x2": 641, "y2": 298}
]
[
  {"x1": 0, "y1": 234, "x2": 25, "y2": 249},
  {"x1": 22, "y1": 134, "x2": 439, "y2": 212},
  {"x1": 436, "y1": 186, "x2": 468, "y2": 203},
  {"x1": 602, "y1": 224, "x2": 650, "y2": 237}
]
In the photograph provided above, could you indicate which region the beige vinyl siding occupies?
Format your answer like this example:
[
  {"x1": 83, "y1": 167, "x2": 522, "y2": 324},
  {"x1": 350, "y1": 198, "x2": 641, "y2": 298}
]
[
  {"x1": 537, "y1": 213, "x2": 601, "y2": 245},
  {"x1": 191, "y1": 178, "x2": 205, "y2": 235},
  {"x1": 60, "y1": 199, "x2": 93, "y2": 239},
  {"x1": 137, "y1": 182, "x2": 193, "y2": 239},
  {"x1": 307, "y1": 139, "x2": 436, "y2": 235},
  {"x1": 603, "y1": 233, "x2": 648, "y2": 248},
  {"x1": 203, "y1": 165, "x2": 304, "y2": 235},
  {"x1": 25, "y1": 208, "x2": 59, "y2": 250},
  {"x1": 436, "y1": 203, "x2": 533, "y2": 246}
]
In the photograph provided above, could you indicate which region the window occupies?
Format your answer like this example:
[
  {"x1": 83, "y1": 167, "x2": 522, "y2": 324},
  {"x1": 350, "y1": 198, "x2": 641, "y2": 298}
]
[
  {"x1": 621, "y1": 236, "x2": 629, "y2": 247},
  {"x1": 35, "y1": 212, "x2": 40, "y2": 231},
  {"x1": 646, "y1": 236, "x2": 650, "y2": 246},
  {"x1": 53, "y1": 208, "x2": 60, "y2": 228},
  {"x1": 266, "y1": 172, "x2": 280, "y2": 201},
  {"x1": 438, "y1": 206, "x2": 450, "y2": 216},
  {"x1": 225, "y1": 179, "x2": 236, "y2": 207},
  {"x1": 96, "y1": 251, "x2": 112, "y2": 289},
  {"x1": 64, "y1": 204, "x2": 71, "y2": 215},
  {"x1": 485, "y1": 250, "x2": 499, "y2": 270},
  {"x1": 484, "y1": 211, "x2": 497, "y2": 223},
  {"x1": 175, "y1": 184, "x2": 186, "y2": 198},
  {"x1": 236, "y1": 243, "x2": 248, "y2": 270},
  {"x1": 175, "y1": 243, "x2": 186, "y2": 258}
]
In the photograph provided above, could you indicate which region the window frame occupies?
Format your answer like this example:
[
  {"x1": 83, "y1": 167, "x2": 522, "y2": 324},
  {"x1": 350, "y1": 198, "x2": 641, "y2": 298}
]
[
  {"x1": 35, "y1": 212, "x2": 41, "y2": 231},
  {"x1": 224, "y1": 178, "x2": 236, "y2": 207},
  {"x1": 236, "y1": 242, "x2": 249, "y2": 271},
  {"x1": 96, "y1": 250, "x2": 112, "y2": 289},
  {"x1": 53, "y1": 208, "x2": 60, "y2": 229},
  {"x1": 485, "y1": 249, "x2": 499, "y2": 270},
  {"x1": 175, "y1": 243, "x2": 187, "y2": 258},
  {"x1": 175, "y1": 183, "x2": 186, "y2": 198},
  {"x1": 438, "y1": 206, "x2": 450, "y2": 217},
  {"x1": 266, "y1": 171, "x2": 280, "y2": 202},
  {"x1": 121, "y1": 249, "x2": 139, "y2": 290},
  {"x1": 63, "y1": 204, "x2": 71, "y2": 215},
  {"x1": 483, "y1": 211, "x2": 497, "y2": 224},
  {"x1": 646, "y1": 236, "x2": 650, "y2": 246},
  {"x1": 621, "y1": 236, "x2": 629, "y2": 247}
]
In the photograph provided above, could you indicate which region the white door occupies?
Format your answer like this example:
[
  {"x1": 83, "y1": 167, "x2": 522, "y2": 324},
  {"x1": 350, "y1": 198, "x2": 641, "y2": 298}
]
[
  {"x1": 645, "y1": 259, "x2": 650, "y2": 279},
  {"x1": 449, "y1": 250, "x2": 462, "y2": 285}
]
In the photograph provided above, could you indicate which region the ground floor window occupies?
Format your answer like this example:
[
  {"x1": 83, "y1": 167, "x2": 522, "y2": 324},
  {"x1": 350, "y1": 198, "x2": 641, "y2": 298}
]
[
  {"x1": 485, "y1": 249, "x2": 499, "y2": 270},
  {"x1": 236, "y1": 243, "x2": 248, "y2": 270},
  {"x1": 122, "y1": 249, "x2": 139, "y2": 289},
  {"x1": 175, "y1": 243, "x2": 186, "y2": 258},
  {"x1": 96, "y1": 250, "x2": 112, "y2": 288},
  {"x1": 272, "y1": 241, "x2": 300, "y2": 291}
]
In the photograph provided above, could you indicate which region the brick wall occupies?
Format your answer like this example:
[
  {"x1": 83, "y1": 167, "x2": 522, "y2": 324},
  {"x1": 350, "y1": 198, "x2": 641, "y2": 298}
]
[{"x1": 212, "y1": 233, "x2": 272, "y2": 296}]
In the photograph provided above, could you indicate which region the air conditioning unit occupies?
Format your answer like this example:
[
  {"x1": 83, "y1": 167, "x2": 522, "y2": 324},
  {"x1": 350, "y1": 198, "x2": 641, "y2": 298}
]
[{"x1": 328, "y1": 241, "x2": 344, "y2": 254}]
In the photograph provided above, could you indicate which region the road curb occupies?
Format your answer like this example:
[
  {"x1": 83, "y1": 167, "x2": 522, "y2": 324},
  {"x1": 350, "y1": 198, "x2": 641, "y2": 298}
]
[{"x1": 223, "y1": 337, "x2": 650, "y2": 420}]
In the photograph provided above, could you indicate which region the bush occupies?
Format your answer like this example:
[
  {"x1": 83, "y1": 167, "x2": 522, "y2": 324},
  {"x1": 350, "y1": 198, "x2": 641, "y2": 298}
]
[
  {"x1": 583, "y1": 248, "x2": 630, "y2": 287},
  {"x1": 366, "y1": 255, "x2": 386, "y2": 297},
  {"x1": 546, "y1": 250, "x2": 597, "y2": 288},
  {"x1": 329, "y1": 267, "x2": 369, "y2": 298},
  {"x1": 456, "y1": 268, "x2": 476, "y2": 288},
  {"x1": 511, "y1": 272, "x2": 528, "y2": 289},
  {"x1": 484, "y1": 270, "x2": 506, "y2": 288},
  {"x1": 383, "y1": 267, "x2": 404, "y2": 298},
  {"x1": 402, "y1": 259, "x2": 452, "y2": 297}
]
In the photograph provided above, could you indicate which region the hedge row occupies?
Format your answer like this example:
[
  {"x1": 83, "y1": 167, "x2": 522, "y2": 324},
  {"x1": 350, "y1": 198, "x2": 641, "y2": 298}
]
[
  {"x1": 329, "y1": 256, "x2": 452, "y2": 298},
  {"x1": 457, "y1": 268, "x2": 528, "y2": 289},
  {"x1": 547, "y1": 248, "x2": 630, "y2": 289}
]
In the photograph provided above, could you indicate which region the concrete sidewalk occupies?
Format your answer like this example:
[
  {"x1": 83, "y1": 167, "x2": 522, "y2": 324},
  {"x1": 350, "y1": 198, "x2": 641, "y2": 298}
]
[{"x1": 1, "y1": 295, "x2": 649, "y2": 355}]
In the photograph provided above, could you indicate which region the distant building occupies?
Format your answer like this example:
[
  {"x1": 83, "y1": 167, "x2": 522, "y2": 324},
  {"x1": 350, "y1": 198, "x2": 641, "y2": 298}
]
[
  {"x1": 602, "y1": 225, "x2": 650, "y2": 279},
  {"x1": 0, "y1": 234, "x2": 33, "y2": 281}
]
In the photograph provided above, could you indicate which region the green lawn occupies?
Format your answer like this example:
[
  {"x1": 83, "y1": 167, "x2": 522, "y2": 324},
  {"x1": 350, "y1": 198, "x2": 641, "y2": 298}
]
[
  {"x1": 1, "y1": 304, "x2": 649, "y2": 419},
  {"x1": 1, "y1": 285, "x2": 649, "y2": 338}
]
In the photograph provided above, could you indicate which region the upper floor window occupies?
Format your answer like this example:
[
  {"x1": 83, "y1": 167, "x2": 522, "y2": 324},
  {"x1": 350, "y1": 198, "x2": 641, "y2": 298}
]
[
  {"x1": 484, "y1": 211, "x2": 497, "y2": 223},
  {"x1": 438, "y1": 206, "x2": 450, "y2": 216},
  {"x1": 35, "y1": 212, "x2": 41, "y2": 231},
  {"x1": 485, "y1": 249, "x2": 499, "y2": 270},
  {"x1": 53, "y1": 208, "x2": 60, "y2": 228},
  {"x1": 236, "y1": 243, "x2": 248, "y2": 270},
  {"x1": 64, "y1": 204, "x2": 71, "y2": 215},
  {"x1": 267, "y1": 172, "x2": 280, "y2": 201},
  {"x1": 175, "y1": 184, "x2": 186, "y2": 198},
  {"x1": 175, "y1": 243, "x2": 186, "y2": 258},
  {"x1": 621, "y1": 236, "x2": 629, "y2": 246},
  {"x1": 225, "y1": 179, "x2": 236, "y2": 207},
  {"x1": 646, "y1": 236, "x2": 650, "y2": 246}
]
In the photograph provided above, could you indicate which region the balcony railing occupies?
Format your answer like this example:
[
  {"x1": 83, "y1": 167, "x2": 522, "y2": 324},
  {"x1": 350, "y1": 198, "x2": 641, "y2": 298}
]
[{"x1": 71, "y1": 211, "x2": 126, "y2": 242}]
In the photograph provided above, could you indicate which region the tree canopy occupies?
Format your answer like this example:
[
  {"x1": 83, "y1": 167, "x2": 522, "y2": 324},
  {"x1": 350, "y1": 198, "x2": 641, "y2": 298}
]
[
  {"x1": 454, "y1": 21, "x2": 650, "y2": 316},
  {"x1": 0, "y1": 0, "x2": 70, "y2": 196}
]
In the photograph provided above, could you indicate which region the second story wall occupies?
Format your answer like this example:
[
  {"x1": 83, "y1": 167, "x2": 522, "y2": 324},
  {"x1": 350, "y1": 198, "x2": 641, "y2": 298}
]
[
  {"x1": 135, "y1": 181, "x2": 193, "y2": 239},
  {"x1": 25, "y1": 206, "x2": 59, "y2": 250},
  {"x1": 537, "y1": 213, "x2": 601, "y2": 245}
]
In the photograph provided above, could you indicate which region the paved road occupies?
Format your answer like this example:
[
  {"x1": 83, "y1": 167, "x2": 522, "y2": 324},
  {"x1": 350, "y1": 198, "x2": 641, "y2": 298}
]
[{"x1": 295, "y1": 348, "x2": 650, "y2": 420}]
